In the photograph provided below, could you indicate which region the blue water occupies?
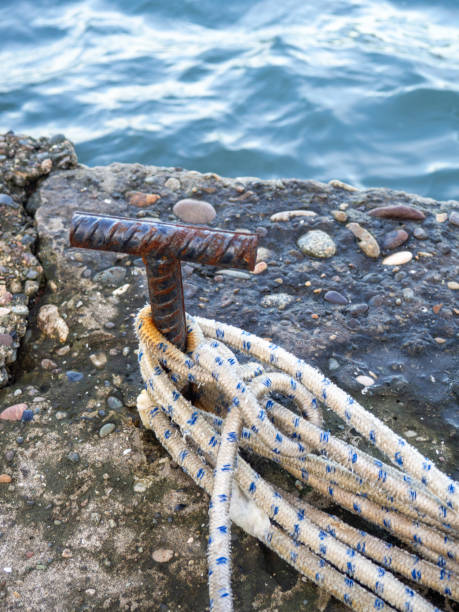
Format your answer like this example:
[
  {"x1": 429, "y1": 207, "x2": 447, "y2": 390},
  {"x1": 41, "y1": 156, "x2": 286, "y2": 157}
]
[{"x1": 1, "y1": 0, "x2": 458, "y2": 200}]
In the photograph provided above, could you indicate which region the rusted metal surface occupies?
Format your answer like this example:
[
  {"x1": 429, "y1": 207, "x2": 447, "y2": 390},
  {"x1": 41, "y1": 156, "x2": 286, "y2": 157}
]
[
  {"x1": 145, "y1": 256, "x2": 187, "y2": 349},
  {"x1": 70, "y1": 212, "x2": 258, "y2": 349}
]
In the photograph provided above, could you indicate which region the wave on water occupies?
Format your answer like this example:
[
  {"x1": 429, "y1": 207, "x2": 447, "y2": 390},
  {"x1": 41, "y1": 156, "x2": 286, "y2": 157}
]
[{"x1": 0, "y1": 0, "x2": 458, "y2": 200}]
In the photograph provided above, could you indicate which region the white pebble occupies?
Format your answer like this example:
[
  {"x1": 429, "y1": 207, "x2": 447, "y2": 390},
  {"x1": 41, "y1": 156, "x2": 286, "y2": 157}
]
[
  {"x1": 382, "y1": 251, "x2": 413, "y2": 266},
  {"x1": 173, "y1": 198, "x2": 216, "y2": 224},
  {"x1": 355, "y1": 375, "x2": 375, "y2": 387},
  {"x1": 270, "y1": 210, "x2": 317, "y2": 222},
  {"x1": 152, "y1": 549, "x2": 174, "y2": 563},
  {"x1": 112, "y1": 283, "x2": 130, "y2": 296}
]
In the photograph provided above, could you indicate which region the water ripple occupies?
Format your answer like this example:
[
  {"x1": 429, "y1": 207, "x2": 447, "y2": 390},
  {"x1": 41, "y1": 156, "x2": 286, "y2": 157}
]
[{"x1": 1, "y1": 0, "x2": 458, "y2": 199}]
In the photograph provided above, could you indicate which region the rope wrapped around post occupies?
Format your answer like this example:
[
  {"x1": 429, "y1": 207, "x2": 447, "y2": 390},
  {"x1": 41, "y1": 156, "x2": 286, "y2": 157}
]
[{"x1": 135, "y1": 304, "x2": 459, "y2": 612}]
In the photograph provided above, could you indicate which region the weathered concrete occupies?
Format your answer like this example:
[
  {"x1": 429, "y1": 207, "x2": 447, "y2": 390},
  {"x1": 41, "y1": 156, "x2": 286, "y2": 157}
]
[{"x1": 0, "y1": 133, "x2": 457, "y2": 610}]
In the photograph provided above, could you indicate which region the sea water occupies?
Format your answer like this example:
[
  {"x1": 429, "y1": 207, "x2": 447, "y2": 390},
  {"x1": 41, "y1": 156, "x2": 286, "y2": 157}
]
[{"x1": 1, "y1": 0, "x2": 458, "y2": 200}]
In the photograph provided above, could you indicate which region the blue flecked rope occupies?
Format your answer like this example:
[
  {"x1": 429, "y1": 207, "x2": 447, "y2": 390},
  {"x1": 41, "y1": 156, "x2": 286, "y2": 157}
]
[{"x1": 135, "y1": 306, "x2": 458, "y2": 611}]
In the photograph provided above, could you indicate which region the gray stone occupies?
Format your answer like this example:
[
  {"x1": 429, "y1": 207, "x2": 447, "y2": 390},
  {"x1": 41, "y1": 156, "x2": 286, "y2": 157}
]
[
  {"x1": 216, "y1": 270, "x2": 251, "y2": 280},
  {"x1": 297, "y1": 230, "x2": 336, "y2": 258},
  {"x1": 94, "y1": 266, "x2": 127, "y2": 287},
  {"x1": 0, "y1": 194, "x2": 18, "y2": 208},
  {"x1": 11, "y1": 305, "x2": 29, "y2": 316},
  {"x1": 261, "y1": 293, "x2": 294, "y2": 310},
  {"x1": 402, "y1": 288, "x2": 415, "y2": 302},
  {"x1": 382, "y1": 229, "x2": 409, "y2": 250},
  {"x1": 107, "y1": 396, "x2": 123, "y2": 410},
  {"x1": 324, "y1": 290, "x2": 348, "y2": 305},
  {"x1": 348, "y1": 303, "x2": 369, "y2": 316},
  {"x1": 99, "y1": 423, "x2": 116, "y2": 438},
  {"x1": 67, "y1": 452, "x2": 80, "y2": 463},
  {"x1": 449, "y1": 211, "x2": 459, "y2": 227},
  {"x1": 164, "y1": 177, "x2": 181, "y2": 191},
  {"x1": 172, "y1": 198, "x2": 216, "y2": 224},
  {"x1": 413, "y1": 227, "x2": 428, "y2": 240}
]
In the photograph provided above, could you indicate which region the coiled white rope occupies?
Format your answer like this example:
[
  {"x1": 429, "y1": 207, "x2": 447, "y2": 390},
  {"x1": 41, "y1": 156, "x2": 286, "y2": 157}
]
[{"x1": 135, "y1": 305, "x2": 458, "y2": 611}]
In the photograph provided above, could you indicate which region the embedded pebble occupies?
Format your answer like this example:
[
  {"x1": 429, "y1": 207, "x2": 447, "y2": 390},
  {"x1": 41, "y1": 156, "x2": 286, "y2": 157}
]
[
  {"x1": 331, "y1": 210, "x2": 348, "y2": 223},
  {"x1": 369, "y1": 205, "x2": 425, "y2": 220},
  {"x1": 382, "y1": 229, "x2": 409, "y2": 250},
  {"x1": 297, "y1": 230, "x2": 336, "y2": 258},
  {"x1": 404, "y1": 430, "x2": 417, "y2": 438},
  {"x1": 0, "y1": 474, "x2": 12, "y2": 484},
  {"x1": 55, "y1": 345, "x2": 70, "y2": 356},
  {"x1": 0, "y1": 286, "x2": 12, "y2": 306},
  {"x1": 133, "y1": 479, "x2": 150, "y2": 493},
  {"x1": 447, "y1": 281, "x2": 459, "y2": 290},
  {"x1": 26, "y1": 268, "x2": 39, "y2": 280},
  {"x1": 94, "y1": 266, "x2": 126, "y2": 287},
  {"x1": 436, "y1": 212, "x2": 448, "y2": 223},
  {"x1": 11, "y1": 305, "x2": 29, "y2": 316},
  {"x1": 128, "y1": 191, "x2": 160, "y2": 208},
  {"x1": 355, "y1": 375, "x2": 375, "y2": 387},
  {"x1": 89, "y1": 352, "x2": 107, "y2": 369},
  {"x1": 55, "y1": 411, "x2": 68, "y2": 420},
  {"x1": 24, "y1": 281, "x2": 39, "y2": 296},
  {"x1": 329, "y1": 179, "x2": 358, "y2": 192},
  {"x1": 346, "y1": 223, "x2": 380, "y2": 258},
  {"x1": 270, "y1": 210, "x2": 316, "y2": 222},
  {"x1": 216, "y1": 270, "x2": 251, "y2": 280},
  {"x1": 173, "y1": 198, "x2": 216, "y2": 224},
  {"x1": 449, "y1": 211, "x2": 459, "y2": 227},
  {"x1": 324, "y1": 290, "x2": 348, "y2": 305},
  {"x1": 22, "y1": 409, "x2": 34, "y2": 422},
  {"x1": 0, "y1": 403, "x2": 28, "y2": 421},
  {"x1": 99, "y1": 423, "x2": 116, "y2": 438},
  {"x1": 61, "y1": 548, "x2": 73, "y2": 558},
  {"x1": 0, "y1": 307, "x2": 11, "y2": 318},
  {"x1": 41, "y1": 358, "x2": 57, "y2": 370},
  {"x1": 369, "y1": 295, "x2": 384, "y2": 307},
  {"x1": 349, "y1": 303, "x2": 369, "y2": 316},
  {"x1": 328, "y1": 358, "x2": 340, "y2": 371},
  {"x1": 382, "y1": 251, "x2": 413, "y2": 266},
  {"x1": 152, "y1": 549, "x2": 174, "y2": 563},
  {"x1": 261, "y1": 293, "x2": 294, "y2": 310},
  {"x1": 0, "y1": 334, "x2": 13, "y2": 346},
  {"x1": 112, "y1": 283, "x2": 130, "y2": 296},
  {"x1": 0, "y1": 193, "x2": 16, "y2": 207},
  {"x1": 402, "y1": 288, "x2": 415, "y2": 302},
  {"x1": 252, "y1": 261, "x2": 267, "y2": 274},
  {"x1": 164, "y1": 177, "x2": 181, "y2": 191},
  {"x1": 66, "y1": 370, "x2": 84, "y2": 382},
  {"x1": 9, "y1": 280, "x2": 22, "y2": 293},
  {"x1": 413, "y1": 227, "x2": 427, "y2": 240},
  {"x1": 256, "y1": 247, "x2": 273, "y2": 262},
  {"x1": 37, "y1": 304, "x2": 69, "y2": 342},
  {"x1": 67, "y1": 452, "x2": 80, "y2": 463},
  {"x1": 40, "y1": 158, "x2": 53, "y2": 173},
  {"x1": 107, "y1": 396, "x2": 123, "y2": 410}
]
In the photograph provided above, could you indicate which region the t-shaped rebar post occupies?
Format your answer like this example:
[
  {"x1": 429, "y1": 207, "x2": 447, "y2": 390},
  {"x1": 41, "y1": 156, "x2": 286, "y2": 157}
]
[{"x1": 69, "y1": 212, "x2": 258, "y2": 350}]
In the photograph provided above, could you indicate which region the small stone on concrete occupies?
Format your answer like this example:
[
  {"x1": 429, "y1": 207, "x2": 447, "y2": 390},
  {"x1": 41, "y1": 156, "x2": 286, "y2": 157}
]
[
  {"x1": 382, "y1": 251, "x2": 413, "y2": 266},
  {"x1": 297, "y1": 230, "x2": 336, "y2": 258},
  {"x1": 99, "y1": 423, "x2": 116, "y2": 438},
  {"x1": 173, "y1": 198, "x2": 216, "y2": 224},
  {"x1": 261, "y1": 293, "x2": 294, "y2": 310},
  {"x1": 324, "y1": 290, "x2": 348, "y2": 305},
  {"x1": 152, "y1": 548, "x2": 174, "y2": 563},
  {"x1": 382, "y1": 229, "x2": 409, "y2": 250}
]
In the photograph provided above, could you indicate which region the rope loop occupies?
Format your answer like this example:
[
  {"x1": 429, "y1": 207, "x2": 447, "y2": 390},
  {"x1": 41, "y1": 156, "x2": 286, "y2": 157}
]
[{"x1": 135, "y1": 305, "x2": 459, "y2": 611}]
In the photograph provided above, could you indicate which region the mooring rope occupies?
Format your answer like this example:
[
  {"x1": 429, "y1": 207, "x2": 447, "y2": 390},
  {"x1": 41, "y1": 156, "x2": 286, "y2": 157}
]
[{"x1": 135, "y1": 305, "x2": 458, "y2": 611}]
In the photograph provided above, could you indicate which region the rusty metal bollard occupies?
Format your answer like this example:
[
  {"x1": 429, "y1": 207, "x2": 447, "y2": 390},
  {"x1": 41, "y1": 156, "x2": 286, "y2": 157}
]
[{"x1": 69, "y1": 212, "x2": 258, "y2": 350}]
